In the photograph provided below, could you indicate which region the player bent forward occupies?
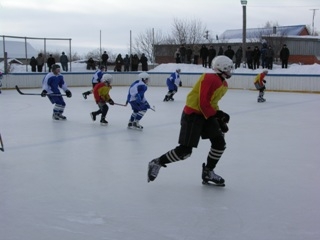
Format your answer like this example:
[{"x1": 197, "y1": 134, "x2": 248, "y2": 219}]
[
  {"x1": 90, "y1": 74, "x2": 114, "y2": 125},
  {"x1": 148, "y1": 56, "x2": 234, "y2": 185},
  {"x1": 254, "y1": 69, "x2": 268, "y2": 102}
]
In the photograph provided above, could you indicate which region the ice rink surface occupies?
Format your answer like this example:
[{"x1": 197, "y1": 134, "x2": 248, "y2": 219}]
[{"x1": 1, "y1": 86, "x2": 320, "y2": 240}]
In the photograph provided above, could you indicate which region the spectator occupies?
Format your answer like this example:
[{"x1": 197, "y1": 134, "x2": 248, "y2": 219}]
[
  {"x1": 245, "y1": 46, "x2": 253, "y2": 69},
  {"x1": 235, "y1": 46, "x2": 242, "y2": 69},
  {"x1": 280, "y1": 44, "x2": 290, "y2": 68},
  {"x1": 253, "y1": 46, "x2": 261, "y2": 69},
  {"x1": 266, "y1": 45, "x2": 274, "y2": 70},
  {"x1": 186, "y1": 46, "x2": 193, "y2": 64},
  {"x1": 87, "y1": 57, "x2": 96, "y2": 70},
  {"x1": 200, "y1": 45, "x2": 209, "y2": 68},
  {"x1": 59, "y1": 52, "x2": 69, "y2": 72},
  {"x1": 208, "y1": 45, "x2": 216, "y2": 68},
  {"x1": 260, "y1": 43, "x2": 268, "y2": 69},
  {"x1": 30, "y1": 56, "x2": 37, "y2": 72},
  {"x1": 174, "y1": 48, "x2": 181, "y2": 63},
  {"x1": 101, "y1": 51, "x2": 109, "y2": 68},
  {"x1": 36, "y1": 53, "x2": 45, "y2": 72},
  {"x1": 47, "y1": 54, "x2": 56, "y2": 72},
  {"x1": 179, "y1": 44, "x2": 187, "y2": 63},
  {"x1": 123, "y1": 54, "x2": 130, "y2": 71},
  {"x1": 140, "y1": 53, "x2": 148, "y2": 71},
  {"x1": 224, "y1": 45, "x2": 235, "y2": 62},
  {"x1": 114, "y1": 54, "x2": 123, "y2": 72},
  {"x1": 131, "y1": 54, "x2": 139, "y2": 71}
]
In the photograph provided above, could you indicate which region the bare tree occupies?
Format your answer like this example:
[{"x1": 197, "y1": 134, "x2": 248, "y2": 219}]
[
  {"x1": 133, "y1": 28, "x2": 166, "y2": 63},
  {"x1": 171, "y1": 18, "x2": 207, "y2": 45}
]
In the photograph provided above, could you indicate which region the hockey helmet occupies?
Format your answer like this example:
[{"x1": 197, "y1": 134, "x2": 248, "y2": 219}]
[
  {"x1": 138, "y1": 72, "x2": 150, "y2": 84},
  {"x1": 102, "y1": 74, "x2": 113, "y2": 84},
  {"x1": 211, "y1": 56, "x2": 234, "y2": 78},
  {"x1": 263, "y1": 69, "x2": 268, "y2": 74}
]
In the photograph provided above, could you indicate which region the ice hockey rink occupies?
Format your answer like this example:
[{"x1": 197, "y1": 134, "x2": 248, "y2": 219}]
[{"x1": 0, "y1": 86, "x2": 320, "y2": 240}]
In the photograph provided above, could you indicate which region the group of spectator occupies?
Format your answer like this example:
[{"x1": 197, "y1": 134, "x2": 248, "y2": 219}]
[
  {"x1": 108, "y1": 53, "x2": 149, "y2": 72},
  {"x1": 175, "y1": 43, "x2": 290, "y2": 70},
  {"x1": 29, "y1": 52, "x2": 69, "y2": 72}
]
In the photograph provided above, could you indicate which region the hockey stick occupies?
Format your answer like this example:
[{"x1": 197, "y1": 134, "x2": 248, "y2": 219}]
[
  {"x1": 0, "y1": 133, "x2": 4, "y2": 152},
  {"x1": 114, "y1": 102, "x2": 127, "y2": 107},
  {"x1": 15, "y1": 85, "x2": 67, "y2": 96},
  {"x1": 150, "y1": 105, "x2": 156, "y2": 112}
]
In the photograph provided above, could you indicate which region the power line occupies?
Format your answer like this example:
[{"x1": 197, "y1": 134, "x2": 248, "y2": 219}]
[{"x1": 310, "y1": 8, "x2": 319, "y2": 35}]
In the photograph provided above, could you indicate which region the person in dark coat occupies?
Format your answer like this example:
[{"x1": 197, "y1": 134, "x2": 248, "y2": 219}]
[
  {"x1": 200, "y1": 45, "x2": 209, "y2": 68},
  {"x1": 260, "y1": 43, "x2": 268, "y2": 69},
  {"x1": 131, "y1": 54, "x2": 139, "y2": 71},
  {"x1": 235, "y1": 46, "x2": 242, "y2": 69},
  {"x1": 30, "y1": 56, "x2": 37, "y2": 72},
  {"x1": 246, "y1": 47, "x2": 253, "y2": 69},
  {"x1": 208, "y1": 45, "x2": 216, "y2": 68},
  {"x1": 217, "y1": 46, "x2": 224, "y2": 55},
  {"x1": 87, "y1": 58, "x2": 96, "y2": 70},
  {"x1": 101, "y1": 51, "x2": 109, "y2": 68},
  {"x1": 179, "y1": 44, "x2": 187, "y2": 63},
  {"x1": 123, "y1": 54, "x2": 130, "y2": 71},
  {"x1": 266, "y1": 45, "x2": 274, "y2": 70},
  {"x1": 59, "y1": 52, "x2": 69, "y2": 72},
  {"x1": 280, "y1": 44, "x2": 290, "y2": 68},
  {"x1": 140, "y1": 53, "x2": 148, "y2": 71},
  {"x1": 186, "y1": 46, "x2": 193, "y2": 64},
  {"x1": 36, "y1": 53, "x2": 44, "y2": 72},
  {"x1": 252, "y1": 46, "x2": 261, "y2": 70},
  {"x1": 47, "y1": 54, "x2": 56, "y2": 72},
  {"x1": 224, "y1": 45, "x2": 235, "y2": 62},
  {"x1": 114, "y1": 54, "x2": 123, "y2": 72}
]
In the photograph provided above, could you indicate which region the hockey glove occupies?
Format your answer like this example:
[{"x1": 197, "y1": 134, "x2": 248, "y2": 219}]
[
  {"x1": 65, "y1": 90, "x2": 72, "y2": 98},
  {"x1": 41, "y1": 90, "x2": 47, "y2": 97},
  {"x1": 215, "y1": 110, "x2": 230, "y2": 123},
  {"x1": 263, "y1": 80, "x2": 266, "y2": 83},
  {"x1": 179, "y1": 81, "x2": 182, "y2": 87},
  {"x1": 108, "y1": 99, "x2": 114, "y2": 105}
]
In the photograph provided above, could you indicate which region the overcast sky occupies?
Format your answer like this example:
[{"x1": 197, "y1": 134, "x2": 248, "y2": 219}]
[{"x1": 0, "y1": 0, "x2": 319, "y2": 56}]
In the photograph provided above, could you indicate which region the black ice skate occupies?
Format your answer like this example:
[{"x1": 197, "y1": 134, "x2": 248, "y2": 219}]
[
  {"x1": 90, "y1": 112, "x2": 96, "y2": 121},
  {"x1": 257, "y1": 97, "x2": 266, "y2": 103},
  {"x1": 58, "y1": 114, "x2": 67, "y2": 120},
  {"x1": 100, "y1": 118, "x2": 108, "y2": 126},
  {"x1": 132, "y1": 121, "x2": 143, "y2": 130},
  {"x1": 202, "y1": 163, "x2": 225, "y2": 186},
  {"x1": 148, "y1": 158, "x2": 166, "y2": 182}
]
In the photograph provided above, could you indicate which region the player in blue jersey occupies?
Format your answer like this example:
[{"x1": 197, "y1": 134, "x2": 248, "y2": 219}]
[
  {"x1": 41, "y1": 64, "x2": 72, "y2": 120},
  {"x1": 126, "y1": 72, "x2": 151, "y2": 130},
  {"x1": 163, "y1": 68, "x2": 182, "y2": 101},
  {"x1": 82, "y1": 65, "x2": 106, "y2": 99}
]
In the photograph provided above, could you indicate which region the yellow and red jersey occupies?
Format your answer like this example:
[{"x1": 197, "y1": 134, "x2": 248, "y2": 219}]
[
  {"x1": 254, "y1": 72, "x2": 267, "y2": 87},
  {"x1": 183, "y1": 73, "x2": 228, "y2": 119},
  {"x1": 93, "y1": 82, "x2": 112, "y2": 103}
]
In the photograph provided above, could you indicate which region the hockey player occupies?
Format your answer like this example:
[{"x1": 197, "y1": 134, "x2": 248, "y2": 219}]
[
  {"x1": 41, "y1": 64, "x2": 72, "y2": 120},
  {"x1": 254, "y1": 69, "x2": 268, "y2": 102},
  {"x1": 127, "y1": 72, "x2": 151, "y2": 130},
  {"x1": 90, "y1": 74, "x2": 114, "y2": 125},
  {"x1": 82, "y1": 65, "x2": 106, "y2": 99},
  {"x1": 163, "y1": 68, "x2": 182, "y2": 101},
  {"x1": 147, "y1": 56, "x2": 234, "y2": 185}
]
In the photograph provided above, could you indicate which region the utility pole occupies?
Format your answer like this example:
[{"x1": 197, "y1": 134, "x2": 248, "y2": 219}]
[{"x1": 310, "y1": 8, "x2": 319, "y2": 35}]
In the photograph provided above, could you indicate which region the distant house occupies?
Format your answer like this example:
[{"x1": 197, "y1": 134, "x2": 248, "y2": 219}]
[
  {"x1": 0, "y1": 40, "x2": 38, "y2": 60},
  {"x1": 154, "y1": 25, "x2": 320, "y2": 65}
]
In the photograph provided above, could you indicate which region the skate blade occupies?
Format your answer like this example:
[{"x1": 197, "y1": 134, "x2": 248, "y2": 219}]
[
  {"x1": 128, "y1": 127, "x2": 143, "y2": 131},
  {"x1": 202, "y1": 181, "x2": 225, "y2": 187}
]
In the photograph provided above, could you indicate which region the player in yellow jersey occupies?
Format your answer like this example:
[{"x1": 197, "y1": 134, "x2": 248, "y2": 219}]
[{"x1": 148, "y1": 56, "x2": 234, "y2": 186}]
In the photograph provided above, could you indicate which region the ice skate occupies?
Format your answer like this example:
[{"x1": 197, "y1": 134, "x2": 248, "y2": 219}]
[
  {"x1": 257, "y1": 97, "x2": 266, "y2": 103},
  {"x1": 90, "y1": 112, "x2": 96, "y2": 121},
  {"x1": 82, "y1": 92, "x2": 87, "y2": 99},
  {"x1": 100, "y1": 118, "x2": 108, "y2": 126},
  {"x1": 202, "y1": 163, "x2": 225, "y2": 186},
  {"x1": 132, "y1": 121, "x2": 143, "y2": 130},
  {"x1": 163, "y1": 95, "x2": 169, "y2": 102},
  {"x1": 127, "y1": 121, "x2": 133, "y2": 128},
  {"x1": 148, "y1": 158, "x2": 166, "y2": 182},
  {"x1": 58, "y1": 114, "x2": 67, "y2": 120},
  {"x1": 52, "y1": 113, "x2": 60, "y2": 120}
]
